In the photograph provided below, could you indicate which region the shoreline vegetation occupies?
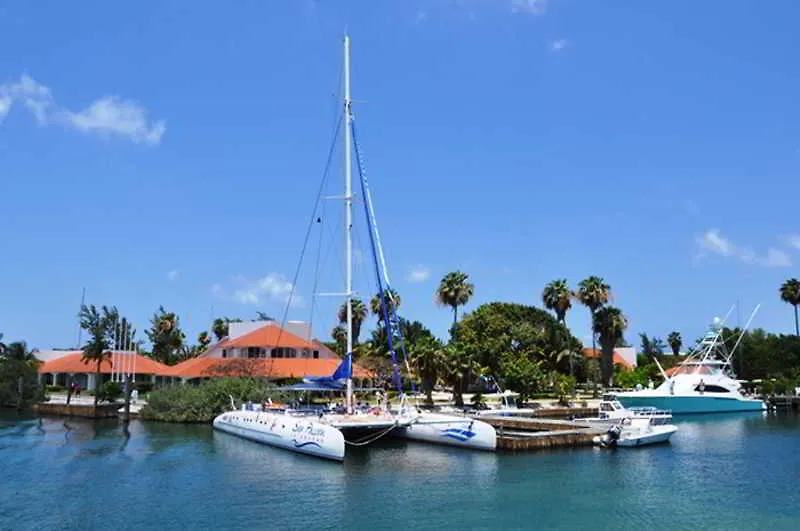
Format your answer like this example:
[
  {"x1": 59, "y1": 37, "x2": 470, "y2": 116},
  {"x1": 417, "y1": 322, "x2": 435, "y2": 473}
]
[{"x1": 3, "y1": 274, "x2": 800, "y2": 419}]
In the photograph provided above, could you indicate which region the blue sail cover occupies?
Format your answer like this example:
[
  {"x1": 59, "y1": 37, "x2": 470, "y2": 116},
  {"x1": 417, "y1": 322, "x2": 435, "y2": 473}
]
[{"x1": 303, "y1": 352, "x2": 352, "y2": 386}]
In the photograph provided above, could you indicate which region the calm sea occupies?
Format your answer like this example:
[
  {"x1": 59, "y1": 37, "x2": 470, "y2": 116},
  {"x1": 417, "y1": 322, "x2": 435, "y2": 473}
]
[{"x1": 1, "y1": 410, "x2": 799, "y2": 530}]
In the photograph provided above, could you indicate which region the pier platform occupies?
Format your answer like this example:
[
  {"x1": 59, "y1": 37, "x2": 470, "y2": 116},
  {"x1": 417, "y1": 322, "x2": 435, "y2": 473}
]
[{"x1": 475, "y1": 416, "x2": 605, "y2": 451}]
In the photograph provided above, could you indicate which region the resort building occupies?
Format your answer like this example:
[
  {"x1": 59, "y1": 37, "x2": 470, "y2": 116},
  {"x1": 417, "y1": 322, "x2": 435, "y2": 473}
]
[
  {"x1": 582, "y1": 347, "x2": 637, "y2": 369},
  {"x1": 36, "y1": 320, "x2": 372, "y2": 388}
]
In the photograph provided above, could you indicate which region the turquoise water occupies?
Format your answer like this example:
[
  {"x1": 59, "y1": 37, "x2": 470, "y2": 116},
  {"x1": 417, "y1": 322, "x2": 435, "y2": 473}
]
[{"x1": 1, "y1": 411, "x2": 799, "y2": 530}]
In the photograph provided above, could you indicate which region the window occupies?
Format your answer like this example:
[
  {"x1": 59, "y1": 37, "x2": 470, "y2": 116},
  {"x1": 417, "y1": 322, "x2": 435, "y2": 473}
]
[
  {"x1": 222, "y1": 349, "x2": 228, "y2": 359},
  {"x1": 695, "y1": 384, "x2": 729, "y2": 393},
  {"x1": 313, "y1": 350, "x2": 319, "y2": 359},
  {"x1": 247, "y1": 347, "x2": 260, "y2": 359},
  {"x1": 272, "y1": 347, "x2": 297, "y2": 359}
]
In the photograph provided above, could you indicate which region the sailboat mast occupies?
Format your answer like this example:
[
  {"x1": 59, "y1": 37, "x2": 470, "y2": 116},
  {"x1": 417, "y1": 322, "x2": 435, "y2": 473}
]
[{"x1": 344, "y1": 35, "x2": 354, "y2": 413}]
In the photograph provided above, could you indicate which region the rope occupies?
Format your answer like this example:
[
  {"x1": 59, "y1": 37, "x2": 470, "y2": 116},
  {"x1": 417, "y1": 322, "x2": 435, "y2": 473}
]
[
  {"x1": 343, "y1": 423, "x2": 399, "y2": 446},
  {"x1": 273, "y1": 111, "x2": 343, "y2": 360}
]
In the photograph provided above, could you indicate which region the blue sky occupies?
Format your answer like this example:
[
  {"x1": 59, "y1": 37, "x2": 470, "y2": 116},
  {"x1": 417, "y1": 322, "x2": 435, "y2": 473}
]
[{"x1": 1, "y1": 0, "x2": 799, "y2": 351}]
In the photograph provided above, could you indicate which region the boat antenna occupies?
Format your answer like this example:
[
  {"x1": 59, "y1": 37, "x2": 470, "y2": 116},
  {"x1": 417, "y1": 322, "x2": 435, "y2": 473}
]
[
  {"x1": 344, "y1": 34, "x2": 354, "y2": 414},
  {"x1": 726, "y1": 304, "x2": 760, "y2": 364}
]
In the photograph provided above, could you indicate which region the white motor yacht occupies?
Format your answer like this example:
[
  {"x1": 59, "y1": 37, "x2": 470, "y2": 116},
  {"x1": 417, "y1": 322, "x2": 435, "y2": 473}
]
[{"x1": 614, "y1": 309, "x2": 766, "y2": 415}]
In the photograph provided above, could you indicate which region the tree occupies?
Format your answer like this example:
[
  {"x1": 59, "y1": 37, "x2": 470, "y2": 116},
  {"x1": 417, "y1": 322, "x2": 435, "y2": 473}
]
[
  {"x1": 409, "y1": 335, "x2": 445, "y2": 405},
  {"x1": 542, "y1": 279, "x2": 573, "y2": 323},
  {"x1": 254, "y1": 311, "x2": 275, "y2": 321},
  {"x1": 542, "y1": 279, "x2": 575, "y2": 378},
  {"x1": 455, "y1": 302, "x2": 581, "y2": 378},
  {"x1": 0, "y1": 333, "x2": 6, "y2": 355},
  {"x1": 593, "y1": 306, "x2": 628, "y2": 387},
  {"x1": 576, "y1": 276, "x2": 611, "y2": 362},
  {"x1": 435, "y1": 271, "x2": 474, "y2": 337},
  {"x1": 639, "y1": 333, "x2": 665, "y2": 356},
  {"x1": 146, "y1": 306, "x2": 185, "y2": 365},
  {"x1": 212, "y1": 318, "x2": 228, "y2": 341},
  {"x1": 779, "y1": 278, "x2": 800, "y2": 336},
  {"x1": 331, "y1": 325, "x2": 347, "y2": 357},
  {"x1": 198, "y1": 331, "x2": 211, "y2": 352},
  {"x1": 79, "y1": 304, "x2": 115, "y2": 405},
  {"x1": 499, "y1": 351, "x2": 544, "y2": 404},
  {"x1": 441, "y1": 344, "x2": 478, "y2": 407},
  {"x1": 1, "y1": 341, "x2": 38, "y2": 364},
  {"x1": 337, "y1": 298, "x2": 368, "y2": 345},
  {"x1": 667, "y1": 331, "x2": 682, "y2": 355},
  {"x1": 369, "y1": 288, "x2": 401, "y2": 320},
  {"x1": 0, "y1": 344, "x2": 44, "y2": 407}
]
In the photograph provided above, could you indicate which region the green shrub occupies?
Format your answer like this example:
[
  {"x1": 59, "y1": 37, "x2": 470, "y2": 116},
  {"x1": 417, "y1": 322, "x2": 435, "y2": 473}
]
[
  {"x1": 140, "y1": 378, "x2": 288, "y2": 423},
  {"x1": 97, "y1": 381, "x2": 123, "y2": 403},
  {"x1": 46, "y1": 384, "x2": 65, "y2": 393}
]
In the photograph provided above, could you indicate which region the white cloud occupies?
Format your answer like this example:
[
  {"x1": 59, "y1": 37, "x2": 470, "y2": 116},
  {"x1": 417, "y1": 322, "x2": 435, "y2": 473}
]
[
  {"x1": 511, "y1": 0, "x2": 547, "y2": 15},
  {"x1": 697, "y1": 229, "x2": 733, "y2": 256},
  {"x1": 0, "y1": 74, "x2": 164, "y2": 144},
  {"x1": 550, "y1": 38, "x2": 568, "y2": 52},
  {"x1": 0, "y1": 74, "x2": 53, "y2": 125},
  {"x1": 408, "y1": 265, "x2": 431, "y2": 283},
  {"x1": 762, "y1": 248, "x2": 792, "y2": 267},
  {"x1": 218, "y1": 273, "x2": 304, "y2": 307},
  {"x1": 59, "y1": 97, "x2": 165, "y2": 145},
  {"x1": 695, "y1": 229, "x2": 792, "y2": 268},
  {"x1": 167, "y1": 270, "x2": 179, "y2": 281},
  {"x1": 415, "y1": 9, "x2": 427, "y2": 23},
  {"x1": 0, "y1": 96, "x2": 10, "y2": 121},
  {"x1": 784, "y1": 234, "x2": 800, "y2": 250}
]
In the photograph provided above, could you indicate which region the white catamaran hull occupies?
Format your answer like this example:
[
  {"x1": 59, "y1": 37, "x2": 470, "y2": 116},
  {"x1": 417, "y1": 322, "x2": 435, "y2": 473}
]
[
  {"x1": 213, "y1": 410, "x2": 345, "y2": 461},
  {"x1": 395, "y1": 413, "x2": 497, "y2": 451}
]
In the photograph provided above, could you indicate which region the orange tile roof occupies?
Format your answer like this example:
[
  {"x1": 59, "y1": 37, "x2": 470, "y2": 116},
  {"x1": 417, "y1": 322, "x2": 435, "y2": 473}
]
[
  {"x1": 582, "y1": 347, "x2": 633, "y2": 369},
  {"x1": 224, "y1": 326, "x2": 314, "y2": 349},
  {"x1": 37, "y1": 352, "x2": 172, "y2": 375},
  {"x1": 167, "y1": 357, "x2": 373, "y2": 379}
]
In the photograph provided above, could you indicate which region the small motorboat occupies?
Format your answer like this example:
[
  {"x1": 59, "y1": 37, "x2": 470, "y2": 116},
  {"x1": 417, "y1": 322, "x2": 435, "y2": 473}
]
[
  {"x1": 574, "y1": 396, "x2": 672, "y2": 426},
  {"x1": 593, "y1": 417, "x2": 677, "y2": 448}
]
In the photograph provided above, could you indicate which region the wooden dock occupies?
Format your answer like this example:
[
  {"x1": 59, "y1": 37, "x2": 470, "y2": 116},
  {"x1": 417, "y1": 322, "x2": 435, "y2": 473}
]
[
  {"x1": 766, "y1": 396, "x2": 800, "y2": 411},
  {"x1": 33, "y1": 402, "x2": 121, "y2": 418},
  {"x1": 475, "y1": 415, "x2": 606, "y2": 451}
]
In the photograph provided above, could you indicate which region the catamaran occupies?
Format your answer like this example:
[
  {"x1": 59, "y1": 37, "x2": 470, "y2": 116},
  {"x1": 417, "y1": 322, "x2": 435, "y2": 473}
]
[
  {"x1": 614, "y1": 306, "x2": 767, "y2": 415},
  {"x1": 213, "y1": 36, "x2": 496, "y2": 461}
]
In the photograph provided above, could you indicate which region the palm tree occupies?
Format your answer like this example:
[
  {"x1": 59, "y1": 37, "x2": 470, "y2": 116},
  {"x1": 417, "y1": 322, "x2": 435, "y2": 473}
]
[
  {"x1": 441, "y1": 344, "x2": 478, "y2": 407},
  {"x1": 197, "y1": 331, "x2": 211, "y2": 352},
  {"x1": 331, "y1": 325, "x2": 347, "y2": 357},
  {"x1": 542, "y1": 279, "x2": 575, "y2": 378},
  {"x1": 576, "y1": 276, "x2": 611, "y2": 360},
  {"x1": 2, "y1": 341, "x2": 38, "y2": 364},
  {"x1": 779, "y1": 278, "x2": 800, "y2": 336},
  {"x1": 79, "y1": 305, "x2": 113, "y2": 405},
  {"x1": 338, "y1": 298, "x2": 368, "y2": 345},
  {"x1": 409, "y1": 336, "x2": 444, "y2": 405},
  {"x1": 667, "y1": 331, "x2": 682, "y2": 356},
  {"x1": 370, "y1": 288, "x2": 401, "y2": 320},
  {"x1": 593, "y1": 306, "x2": 628, "y2": 387},
  {"x1": 212, "y1": 318, "x2": 228, "y2": 341},
  {"x1": 435, "y1": 271, "x2": 475, "y2": 337},
  {"x1": 542, "y1": 279, "x2": 573, "y2": 323}
]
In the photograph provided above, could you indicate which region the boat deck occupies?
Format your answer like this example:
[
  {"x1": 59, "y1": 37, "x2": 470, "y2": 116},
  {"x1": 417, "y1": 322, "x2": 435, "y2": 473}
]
[{"x1": 319, "y1": 413, "x2": 415, "y2": 430}]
